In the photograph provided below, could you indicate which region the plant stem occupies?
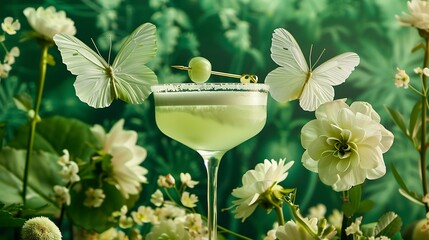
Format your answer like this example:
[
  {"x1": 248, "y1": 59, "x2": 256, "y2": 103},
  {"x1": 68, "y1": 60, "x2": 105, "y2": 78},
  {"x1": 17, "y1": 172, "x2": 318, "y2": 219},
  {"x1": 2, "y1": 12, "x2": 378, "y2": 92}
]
[
  {"x1": 217, "y1": 225, "x2": 252, "y2": 240},
  {"x1": 340, "y1": 213, "x2": 352, "y2": 240},
  {"x1": 340, "y1": 192, "x2": 352, "y2": 240},
  {"x1": 286, "y1": 201, "x2": 319, "y2": 239},
  {"x1": 420, "y1": 37, "x2": 429, "y2": 213},
  {"x1": 274, "y1": 205, "x2": 285, "y2": 226},
  {"x1": 22, "y1": 43, "x2": 49, "y2": 207}
]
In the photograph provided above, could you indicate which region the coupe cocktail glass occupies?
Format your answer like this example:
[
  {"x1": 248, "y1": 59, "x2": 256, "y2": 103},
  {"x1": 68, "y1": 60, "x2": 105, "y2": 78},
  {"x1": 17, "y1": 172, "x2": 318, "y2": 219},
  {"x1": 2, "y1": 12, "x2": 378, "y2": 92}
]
[{"x1": 152, "y1": 83, "x2": 269, "y2": 239}]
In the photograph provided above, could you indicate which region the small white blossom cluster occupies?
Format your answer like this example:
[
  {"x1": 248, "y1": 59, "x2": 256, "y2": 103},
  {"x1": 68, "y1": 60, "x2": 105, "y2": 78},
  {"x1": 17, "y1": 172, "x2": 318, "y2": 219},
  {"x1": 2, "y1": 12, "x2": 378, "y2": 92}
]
[
  {"x1": 53, "y1": 149, "x2": 106, "y2": 208},
  {"x1": 0, "y1": 17, "x2": 20, "y2": 79},
  {"x1": 105, "y1": 172, "x2": 207, "y2": 239},
  {"x1": 52, "y1": 149, "x2": 78, "y2": 207}
]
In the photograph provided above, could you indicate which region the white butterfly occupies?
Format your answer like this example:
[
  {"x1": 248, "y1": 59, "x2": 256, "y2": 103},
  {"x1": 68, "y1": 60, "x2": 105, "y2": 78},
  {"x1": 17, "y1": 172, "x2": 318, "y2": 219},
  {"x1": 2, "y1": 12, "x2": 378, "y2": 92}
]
[
  {"x1": 264, "y1": 28, "x2": 360, "y2": 111},
  {"x1": 53, "y1": 23, "x2": 157, "y2": 108}
]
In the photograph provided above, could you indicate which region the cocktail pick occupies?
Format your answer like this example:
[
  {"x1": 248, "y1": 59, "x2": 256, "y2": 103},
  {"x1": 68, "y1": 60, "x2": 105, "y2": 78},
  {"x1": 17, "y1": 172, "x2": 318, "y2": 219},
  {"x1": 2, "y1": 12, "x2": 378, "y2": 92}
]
[{"x1": 171, "y1": 65, "x2": 258, "y2": 83}]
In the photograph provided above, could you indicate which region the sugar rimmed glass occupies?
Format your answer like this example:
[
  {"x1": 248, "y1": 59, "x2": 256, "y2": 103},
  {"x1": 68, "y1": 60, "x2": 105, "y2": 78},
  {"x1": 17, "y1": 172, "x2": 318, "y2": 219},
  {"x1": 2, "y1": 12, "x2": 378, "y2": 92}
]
[{"x1": 152, "y1": 83, "x2": 269, "y2": 239}]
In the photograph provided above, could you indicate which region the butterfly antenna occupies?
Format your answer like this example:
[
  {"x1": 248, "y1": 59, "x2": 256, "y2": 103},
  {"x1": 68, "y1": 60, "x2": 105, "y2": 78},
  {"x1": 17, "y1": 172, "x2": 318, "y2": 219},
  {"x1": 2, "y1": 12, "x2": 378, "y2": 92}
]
[
  {"x1": 309, "y1": 44, "x2": 313, "y2": 70},
  {"x1": 107, "y1": 35, "x2": 112, "y2": 64},
  {"x1": 90, "y1": 38, "x2": 103, "y2": 59},
  {"x1": 312, "y1": 48, "x2": 326, "y2": 69}
]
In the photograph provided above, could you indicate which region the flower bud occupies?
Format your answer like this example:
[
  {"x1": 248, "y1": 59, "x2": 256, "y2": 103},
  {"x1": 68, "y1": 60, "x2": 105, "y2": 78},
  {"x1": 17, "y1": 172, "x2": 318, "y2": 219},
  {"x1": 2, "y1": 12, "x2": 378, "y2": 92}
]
[
  {"x1": 21, "y1": 216, "x2": 62, "y2": 240},
  {"x1": 157, "y1": 174, "x2": 175, "y2": 188}
]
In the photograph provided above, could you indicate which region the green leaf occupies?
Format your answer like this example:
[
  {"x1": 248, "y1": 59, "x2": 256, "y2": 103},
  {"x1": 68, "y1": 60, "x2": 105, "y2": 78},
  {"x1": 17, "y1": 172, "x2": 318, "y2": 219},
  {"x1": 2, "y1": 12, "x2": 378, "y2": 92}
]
[
  {"x1": 46, "y1": 53, "x2": 56, "y2": 66},
  {"x1": 342, "y1": 185, "x2": 362, "y2": 217},
  {"x1": 0, "y1": 121, "x2": 5, "y2": 149},
  {"x1": 361, "y1": 222, "x2": 377, "y2": 237},
  {"x1": 357, "y1": 199, "x2": 375, "y2": 213},
  {"x1": 385, "y1": 106, "x2": 409, "y2": 138},
  {"x1": 409, "y1": 101, "x2": 422, "y2": 146},
  {"x1": 8, "y1": 116, "x2": 97, "y2": 161},
  {"x1": 0, "y1": 147, "x2": 61, "y2": 214},
  {"x1": 13, "y1": 93, "x2": 33, "y2": 112},
  {"x1": 0, "y1": 210, "x2": 25, "y2": 227},
  {"x1": 374, "y1": 212, "x2": 403, "y2": 238},
  {"x1": 391, "y1": 164, "x2": 423, "y2": 204}
]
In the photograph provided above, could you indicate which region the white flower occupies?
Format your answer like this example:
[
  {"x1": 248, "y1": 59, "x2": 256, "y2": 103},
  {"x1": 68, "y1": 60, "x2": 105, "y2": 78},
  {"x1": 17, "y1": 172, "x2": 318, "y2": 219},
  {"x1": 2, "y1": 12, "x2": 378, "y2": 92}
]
[
  {"x1": 264, "y1": 222, "x2": 279, "y2": 240},
  {"x1": 396, "y1": 0, "x2": 429, "y2": 30},
  {"x1": 276, "y1": 218, "x2": 318, "y2": 240},
  {"x1": 424, "y1": 67, "x2": 429, "y2": 78},
  {"x1": 394, "y1": 67, "x2": 410, "y2": 88},
  {"x1": 328, "y1": 209, "x2": 343, "y2": 230},
  {"x1": 53, "y1": 185, "x2": 70, "y2": 206},
  {"x1": 0, "y1": 63, "x2": 11, "y2": 79},
  {"x1": 98, "y1": 228, "x2": 125, "y2": 240},
  {"x1": 91, "y1": 119, "x2": 148, "y2": 198},
  {"x1": 23, "y1": 6, "x2": 76, "y2": 41},
  {"x1": 145, "y1": 219, "x2": 191, "y2": 240},
  {"x1": 301, "y1": 100, "x2": 394, "y2": 191},
  {"x1": 57, "y1": 149, "x2": 70, "y2": 166},
  {"x1": 183, "y1": 213, "x2": 207, "y2": 239},
  {"x1": 59, "y1": 161, "x2": 80, "y2": 183},
  {"x1": 180, "y1": 172, "x2": 199, "y2": 188},
  {"x1": 113, "y1": 205, "x2": 133, "y2": 229},
  {"x1": 57, "y1": 149, "x2": 80, "y2": 183},
  {"x1": 231, "y1": 158, "x2": 294, "y2": 222},
  {"x1": 157, "y1": 174, "x2": 175, "y2": 188},
  {"x1": 368, "y1": 236, "x2": 391, "y2": 240},
  {"x1": 308, "y1": 204, "x2": 327, "y2": 220},
  {"x1": 154, "y1": 201, "x2": 186, "y2": 222},
  {"x1": 1, "y1": 17, "x2": 20, "y2": 35},
  {"x1": 150, "y1": 189, "x2": 164, "y2": 207},
  {"x1": 131, "y1": 206, "x2": 155, "y2": 225},
  {"x1": 5, "y1": 47, "x2": 20, "y2": 65},
  {"x1": 345, "y1": 216, "x2": 363, "y2": 236},
  {"x1": 83, "y1": 188, "x2": 105, "y2": 208},
  {"x1": 181, "y1": 192, "x2": 198, "y2": 208}
]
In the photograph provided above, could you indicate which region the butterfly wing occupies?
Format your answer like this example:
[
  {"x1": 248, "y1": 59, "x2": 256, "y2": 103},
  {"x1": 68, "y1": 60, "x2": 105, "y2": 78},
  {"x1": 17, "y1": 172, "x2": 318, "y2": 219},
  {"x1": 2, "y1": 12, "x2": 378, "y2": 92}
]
[
  {"x1": 299, "y1": 52, "x2": 360, "y2": 111},
  {"x1": 53, "y1": 33, "x2": 114, "y2": 108},
  {"x1": 112, "y1": 23, "x2": 157, "y2": 104},
  {"x1": 265, "y1": 28, "x2": 309, "y2": 102}
]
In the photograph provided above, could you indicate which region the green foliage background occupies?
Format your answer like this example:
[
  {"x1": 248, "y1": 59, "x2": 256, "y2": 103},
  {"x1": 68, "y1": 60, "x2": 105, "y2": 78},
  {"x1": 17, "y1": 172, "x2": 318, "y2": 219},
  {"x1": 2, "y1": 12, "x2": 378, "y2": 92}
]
[{"x1": 0, "y1": 0, "x2": 426, "y2": 239}]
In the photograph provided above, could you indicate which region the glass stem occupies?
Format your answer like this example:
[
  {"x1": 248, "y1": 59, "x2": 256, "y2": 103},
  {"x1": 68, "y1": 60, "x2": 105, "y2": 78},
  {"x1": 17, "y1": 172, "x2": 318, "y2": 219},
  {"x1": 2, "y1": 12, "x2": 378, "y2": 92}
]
[{"x1": 198, "y1": 150, "x2": 226, "y2": 240}]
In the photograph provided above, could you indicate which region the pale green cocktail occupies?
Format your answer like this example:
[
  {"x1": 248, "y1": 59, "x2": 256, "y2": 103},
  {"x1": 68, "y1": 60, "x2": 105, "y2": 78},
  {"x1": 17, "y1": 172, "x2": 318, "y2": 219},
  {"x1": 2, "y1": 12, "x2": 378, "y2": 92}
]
[
  {"x1": 152, "y1": 83, "x2": 269, "y2": 240},
  {"x1": 154, "y1": 90, "x2": 267, "y2": 151}
]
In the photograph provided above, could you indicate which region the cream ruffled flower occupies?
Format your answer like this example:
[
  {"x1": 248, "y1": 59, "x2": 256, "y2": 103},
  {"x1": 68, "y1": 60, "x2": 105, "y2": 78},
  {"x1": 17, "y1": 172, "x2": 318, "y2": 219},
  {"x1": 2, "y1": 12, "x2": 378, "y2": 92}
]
[
  {"x1": 396, "y1": 0, "x2": 429, "y2": 31},
  {"x1": 23, "y1": 6, "x2": 76, "y2": 41},
  {"x1": 91, "y1": 119, "x2": 148, "y2": 198},
  {"x1": 301, "y1": 99, "x2": 394, "y2": 191},
  {"x1": 231, "y1": 158, "x2": 294, "y2": 222}
]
